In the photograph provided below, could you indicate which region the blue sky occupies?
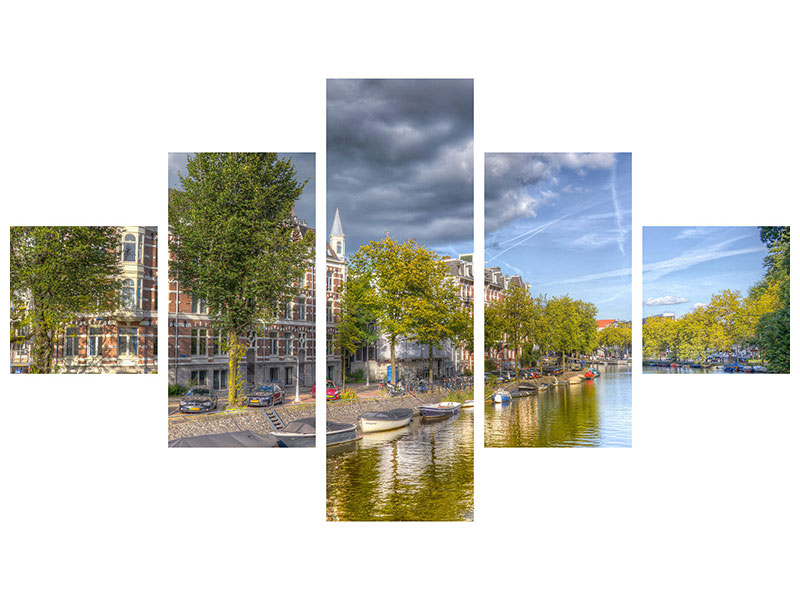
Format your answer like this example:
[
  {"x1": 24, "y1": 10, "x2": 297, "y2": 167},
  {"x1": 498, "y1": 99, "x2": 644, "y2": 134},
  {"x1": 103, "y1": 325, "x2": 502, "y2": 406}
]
[
  {"x1": 643, "y1": 226, "x2": 767, "y2": 317},
  {"x1": 168, "y1": 152, "x2": 316, "y2": 227},
  {"x1": 485, "y1": 153, "x2": 632, "y2": 320}
]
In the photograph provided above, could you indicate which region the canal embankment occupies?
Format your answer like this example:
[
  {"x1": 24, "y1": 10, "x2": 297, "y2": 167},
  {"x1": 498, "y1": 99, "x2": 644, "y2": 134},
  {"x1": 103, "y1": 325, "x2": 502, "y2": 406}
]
[
  {"x1": 168, "y1": 401, "x2": 315, "y2": 442},
  {"x1": 327, "y1": 391, "x2": 472, "y2": 426}
]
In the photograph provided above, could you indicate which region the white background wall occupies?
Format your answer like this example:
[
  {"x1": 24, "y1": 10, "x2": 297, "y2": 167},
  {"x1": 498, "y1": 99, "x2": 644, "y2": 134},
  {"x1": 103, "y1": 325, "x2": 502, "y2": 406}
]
[{"x1": 2, "y1": 2, "x2": 797, "y2": 599}]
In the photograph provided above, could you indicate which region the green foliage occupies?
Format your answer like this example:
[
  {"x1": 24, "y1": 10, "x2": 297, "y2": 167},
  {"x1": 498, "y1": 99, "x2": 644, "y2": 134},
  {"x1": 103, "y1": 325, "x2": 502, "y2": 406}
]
[
  {"x1": 340, "y1": 387, "x2": 358, "y2": 400},
  {"x1": 349, "y1": 236, "x2": 468, "y2": 384},
  {"x1": 10, "y1": 226, "x2": 123, "y2": 373},
  {"x1": 334, "y1": 272, "x2": 379, "y2": 387},
  {"x1": 169, "y1": 384, "x2": 189, "y2": 396},
  {"x1": 169, "y1": 153, "x2": 312, "y2": 404},
  {"x1": 484, "y1": 358, "x2": 497, "y2": 371}
]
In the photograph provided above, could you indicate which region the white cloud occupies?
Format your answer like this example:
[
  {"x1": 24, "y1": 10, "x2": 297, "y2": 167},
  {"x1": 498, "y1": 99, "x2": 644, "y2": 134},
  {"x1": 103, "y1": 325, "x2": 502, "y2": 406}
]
[
  {"x1": 646, "y1": 296, "x2": 689, "y2": 306},
  {"x1": 693, "y1": 302, "x2": 708, "y2": 309}
]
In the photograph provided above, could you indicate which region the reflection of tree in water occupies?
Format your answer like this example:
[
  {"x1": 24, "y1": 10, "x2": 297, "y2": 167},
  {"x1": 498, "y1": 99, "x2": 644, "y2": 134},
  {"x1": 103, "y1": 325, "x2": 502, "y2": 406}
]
[{"x1": 326, "y1": 413, "x2": 474, "y2": 521}]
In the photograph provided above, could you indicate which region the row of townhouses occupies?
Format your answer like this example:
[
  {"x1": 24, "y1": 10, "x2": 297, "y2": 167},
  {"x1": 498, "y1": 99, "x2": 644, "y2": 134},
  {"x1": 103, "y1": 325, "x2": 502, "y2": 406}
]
[
  {"x1": 10, "y1": 226, "x2": 159, "y2": 374},
  {"x1": 484, "y1": 265, "x2": 529, "y2": 369}
]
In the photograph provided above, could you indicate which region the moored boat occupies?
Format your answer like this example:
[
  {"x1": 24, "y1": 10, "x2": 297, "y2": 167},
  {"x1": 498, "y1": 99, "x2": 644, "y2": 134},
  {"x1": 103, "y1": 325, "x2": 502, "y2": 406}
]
[
  {"x1": 418, "y1": 401, "x2": 461, "y2": 419},
  {"x1": 358, "y1": 408, "x2": 414, "y2": 433},
  {"x1": 273, "y1": 418, "x2": 358, "y2": 447},
  {"x1": 492, "y1": 389, "x2": 512, "y2": 403}
]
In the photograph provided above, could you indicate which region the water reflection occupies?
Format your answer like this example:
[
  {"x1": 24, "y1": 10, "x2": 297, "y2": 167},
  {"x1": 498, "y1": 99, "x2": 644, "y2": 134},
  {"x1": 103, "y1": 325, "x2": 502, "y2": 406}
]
[
  {"x1": 485, "y1": 367, "x2": 632, "y2": 448},
  {"x1": 326, "y1": 411, "x2": 474, "y2": 521}
]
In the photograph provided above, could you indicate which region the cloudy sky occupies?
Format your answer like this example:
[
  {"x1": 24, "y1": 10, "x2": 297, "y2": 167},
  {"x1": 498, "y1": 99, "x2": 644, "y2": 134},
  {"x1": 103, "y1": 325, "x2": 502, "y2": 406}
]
[
  {"x1": 326, "y1": 79, "x2": 473, "y2": 258},
  {"x1": 643, "y1": 226, "x2": 767, "y2": 317},
  {"x1": 168, "y1": 152, "x2": 316, "y2": 226},
  {"x1": 485, "y1": 153, "x2": 632, "y2": 320}
]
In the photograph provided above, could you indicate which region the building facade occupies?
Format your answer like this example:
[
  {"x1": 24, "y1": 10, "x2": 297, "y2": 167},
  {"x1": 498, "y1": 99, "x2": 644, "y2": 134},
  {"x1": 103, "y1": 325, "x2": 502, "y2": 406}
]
[
  {"x1": 484, "y1": 265, "x2": 529, "y2": 369},
  {"x1": 168, "y1": 214, "x2": 345, "y2": 390},
  {"x1": 11, "y1": 226, "x2": 159, "y2": 374}
]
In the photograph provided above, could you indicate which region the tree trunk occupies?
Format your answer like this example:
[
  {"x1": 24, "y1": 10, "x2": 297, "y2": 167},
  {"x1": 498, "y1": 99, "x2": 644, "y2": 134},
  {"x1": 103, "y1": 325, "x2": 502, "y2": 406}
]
[
  {"x1": 429, "y1": 344, "x2": 434, "y2": 383},
  {"x1": 30, "y1": 309, "x2": 55, "y2": 374},
  {"x1": 341, "y1": 354, "x2": 346, "y2": 389},
  {"x1": 390, "y1": 335, "x2": 397, "y2": 384},
  {"x1": 228, "y1": 330, "x2": 243, "y2": 407},
  {"x1": 515, "y1": 345, "x2": 519, "y2": 379}
]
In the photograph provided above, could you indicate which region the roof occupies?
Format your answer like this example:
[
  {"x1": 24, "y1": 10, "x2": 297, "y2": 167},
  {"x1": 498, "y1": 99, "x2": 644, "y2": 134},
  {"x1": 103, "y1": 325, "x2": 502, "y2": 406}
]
[
  {"x1": 596, "y1": 319, "x2": 617, "y2": 328},
  {"x1": 330, "y1": 208, "x2": 344, "y2": 237}
]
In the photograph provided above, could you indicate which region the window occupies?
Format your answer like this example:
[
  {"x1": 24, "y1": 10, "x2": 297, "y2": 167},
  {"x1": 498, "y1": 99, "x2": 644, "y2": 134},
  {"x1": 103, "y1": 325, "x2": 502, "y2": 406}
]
[
  {"x1": 327, "y1": 300, "x2": 334, "y2": 322},
  {"x1": 118, "y1": 327, "x2": 138, "y2": 355},
  {"x1": 286, "y1": 333, "x2": 294, "y2": 356},
  {"x1": 269, "y1": 367, "x2": 279, "y2": 383},
  {"x1": 65, "y1": 327, "x2": 79, "y2": 357},
  {"x1": 89, "y1": 327, "x2": 103, "y2": 356},
  {"x1": 285, "y1": 367, "x2": 293, "y2": 385},
  {"x1": 191, "y1": 328, "x2": 207, "y2": 355},
  {"x1": 268, "y1": 332, "x2": 278, "y2": 355},
  {"x1": 138, "y1": 233, "x2": 143, "y2": 263},
  {"x1": 121, "y1": 279, "x2": 136, "y2": 309},
  {"x1": 212, "y1": 332, "x2": 223, "y2": 355},
  {"x1": 298, "y1": 297, "x2": 306, "y2": 321},
  {"x1": 136, "y1": 279, "x2": 142, "y2": 309},
  {"x1": 191, "y1": 295, "x2": 207, "y2": 314},
  {"x1": 123, "y1": 234, "x2": 136, "y2": 262},
  {"x1": 190, "y1": 370, "x2": 207, "y2": 386},
  {"x1": 284, "y1": 301, "x2": 292, "y2": 320},
  {"x1": 327, "y1": 336, "x2": 334, "y2": 355},
  {"x1": 213, "y1": 369, "x2": 228, "y2": 390},
  {"x1": 336, "y1": 242, "x2": 342, "y2": 255},
  {"x1": 326, "y1": 271, "x2": 333, "y2": 291}
]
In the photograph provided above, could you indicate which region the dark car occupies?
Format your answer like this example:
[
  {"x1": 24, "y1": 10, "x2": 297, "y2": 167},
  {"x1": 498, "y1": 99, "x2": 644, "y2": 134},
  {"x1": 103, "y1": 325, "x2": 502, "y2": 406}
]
[
  {"x1": 179, "y1": 386, "x2": 219, "y2": 414},
  {"x1": 245, "y1": 383, "x2": 285, "y2": 407}
]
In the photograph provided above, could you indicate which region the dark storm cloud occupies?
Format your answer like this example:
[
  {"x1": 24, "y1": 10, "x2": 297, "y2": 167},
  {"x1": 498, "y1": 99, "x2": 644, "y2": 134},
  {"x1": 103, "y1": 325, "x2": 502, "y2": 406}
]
[
  {"x1": 326, "y1": 79, "x2": 473, "y2": 252},
  {"x1": 168, "y1": 152, "x2": 315, "y2": 227}
]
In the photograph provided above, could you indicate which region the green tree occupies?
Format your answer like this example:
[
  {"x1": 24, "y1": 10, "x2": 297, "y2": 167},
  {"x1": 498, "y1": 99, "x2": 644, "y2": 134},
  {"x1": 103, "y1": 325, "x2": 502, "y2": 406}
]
[
  {"x1": 169, "y1": 153, "x2": 312, "y2": 405},
  {"x1": 349, "y1": 237, "x2": 449, "y2": 385},
  {"x1": 334, "y1": 273, "x2": 379, "y2": 387},
  {"x1": 10, "y1": 226, "x2": 123, "y2": 373},
  {"x1": 487, "y1": 285, "x2": 536, "y2": 378},
  {"x1": 642, "y1": 316, "x2": 677, "y2": 360},
  {"x1": 752, "y1": 226, "x2": 790, "y2": 372}
]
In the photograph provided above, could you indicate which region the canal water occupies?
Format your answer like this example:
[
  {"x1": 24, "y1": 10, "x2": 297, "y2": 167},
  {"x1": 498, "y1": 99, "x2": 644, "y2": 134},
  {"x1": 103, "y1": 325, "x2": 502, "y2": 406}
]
[
  {"x1": 326, "y1": 409, "x2": 474, "y2": 521},
  {"x1": 484, "y1": 366, "x2": 632, "y2": 448},
  {"x1": 642, "y1": 365, "x2": 752, "y2": 374}
]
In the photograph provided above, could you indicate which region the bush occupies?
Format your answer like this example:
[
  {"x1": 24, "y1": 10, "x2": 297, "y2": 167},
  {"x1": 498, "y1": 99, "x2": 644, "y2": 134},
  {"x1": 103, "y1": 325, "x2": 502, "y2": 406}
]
[
  {"x1": 463, "y1": 368, "x2": 473, "y2": 376},
  {"x1": 346, "y1": 368, "x2": 365, "y2": 383},
  {"x1": 340, "y1": 387, "x2": 358, "y2": 400},
  {"x1": 169, "y1": 384, "x2": 188, "y2": 397}
]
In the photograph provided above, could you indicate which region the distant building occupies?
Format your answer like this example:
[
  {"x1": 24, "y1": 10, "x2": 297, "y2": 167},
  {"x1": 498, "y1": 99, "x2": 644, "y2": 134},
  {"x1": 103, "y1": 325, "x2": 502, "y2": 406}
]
[
  {"x1": 484, "y1": 265, "x2": 530, "y2": 370},
  {"x1": 11, "y1": 226, "x2": 159, "y2": 374}
]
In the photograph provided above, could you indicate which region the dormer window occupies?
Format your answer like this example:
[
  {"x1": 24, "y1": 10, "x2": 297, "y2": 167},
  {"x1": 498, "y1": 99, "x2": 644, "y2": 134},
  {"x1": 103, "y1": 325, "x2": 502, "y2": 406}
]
[{"x1": 336, "y1": 242, "x2": 342, "y2": 255}]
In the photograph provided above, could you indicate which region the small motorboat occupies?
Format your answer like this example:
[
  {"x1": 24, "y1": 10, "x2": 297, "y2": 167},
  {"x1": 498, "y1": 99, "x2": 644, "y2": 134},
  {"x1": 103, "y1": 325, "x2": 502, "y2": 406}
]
[
  {"x1": 583, "y1": 371, "x2": 596, "y2": 379},
  {"x1": 462, "y1": 399, "x2": 475, "y2": 409},
  {"x1": 273, "y1": 418, "x2": 358, "y2": 447},
  {"x1": 492, "y1": 389, "x2": 512, "y2": 403},
  {"x1": 358, "y1": 408, "x2": 414, "y2": 433},
  {"x1": 418, "y1": 401, "x2": 461, "y2": 419}
]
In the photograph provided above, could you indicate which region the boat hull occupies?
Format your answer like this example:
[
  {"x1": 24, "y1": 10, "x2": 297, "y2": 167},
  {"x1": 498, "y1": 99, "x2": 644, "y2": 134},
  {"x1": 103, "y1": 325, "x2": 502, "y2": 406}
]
[
  {"x1": 358, "y1": 408, "x2": 414, "y2": 433},
  {"x1": 418, "y1": 401, "x2": 461, "y2": 418}
]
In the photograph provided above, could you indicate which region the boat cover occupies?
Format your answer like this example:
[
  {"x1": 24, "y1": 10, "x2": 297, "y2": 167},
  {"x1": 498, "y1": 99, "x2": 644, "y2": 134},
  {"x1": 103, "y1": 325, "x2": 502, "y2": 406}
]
[
  {"x1": 168, "y1": 430, "x2": 278, "y2": 447},
  {"x1": 359, "y1": 408, "x2": 414, "y2": 421},
  {"x1": 326, "y1": 420, "x2": 355, "y2": 432},
  {"x1": 282, "y1": 417, "x2": 316, "y2": 434}
]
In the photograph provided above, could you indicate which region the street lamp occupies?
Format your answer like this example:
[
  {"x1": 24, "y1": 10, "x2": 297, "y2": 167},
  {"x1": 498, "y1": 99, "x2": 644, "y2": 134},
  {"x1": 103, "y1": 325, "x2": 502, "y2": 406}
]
[{"x1": 295, "y1": 330, "x2": 306, "y2": 403}]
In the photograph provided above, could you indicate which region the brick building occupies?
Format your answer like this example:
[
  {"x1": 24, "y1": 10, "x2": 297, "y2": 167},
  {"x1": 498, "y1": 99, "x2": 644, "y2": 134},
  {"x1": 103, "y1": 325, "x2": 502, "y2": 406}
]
[
  {"x1": 11, "y1": 226, "x2": 159, "y2": 374},
  {"x1": 168, "y1": 212, "x2": 345, "y2": 390},
  {"x1": 484, "y1": 265, "x2": 529, "y2": 369}
]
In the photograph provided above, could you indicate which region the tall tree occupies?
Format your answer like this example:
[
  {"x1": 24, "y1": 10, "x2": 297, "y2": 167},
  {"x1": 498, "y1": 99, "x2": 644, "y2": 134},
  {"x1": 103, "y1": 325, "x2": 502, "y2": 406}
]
[
  {"x1": 169, "y1": 153, "x2": 312, "y2": 405},
  {"x1": 10, "y1": 226, "x2": 123, "y2": 373},
  {"x1": 487, "y1": 285, "x2": 536, "y2": 378},
  {"x1": 752, "y1": 226, "x2": 790, "y2": 372},
  {"x1": 333, "y1": 272, "x2": 379, "y2": 388}
]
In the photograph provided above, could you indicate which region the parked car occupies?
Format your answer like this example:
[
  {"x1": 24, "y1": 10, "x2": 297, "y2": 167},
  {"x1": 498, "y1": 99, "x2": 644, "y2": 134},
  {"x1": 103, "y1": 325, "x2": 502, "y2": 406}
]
[
  {"x1": 312, "y1": 380, "x2": 340, "y2": 401},
  {"x1": 179, "y1": 386, "x2": 219, "y2": 413},
  {"x1": 244, "y1": 383, "x2": 284, "y2": 407}
]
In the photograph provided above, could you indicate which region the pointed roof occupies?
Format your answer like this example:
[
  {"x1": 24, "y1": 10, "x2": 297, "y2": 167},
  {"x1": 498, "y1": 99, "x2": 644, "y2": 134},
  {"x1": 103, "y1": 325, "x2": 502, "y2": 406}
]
[{"x1": 330, "y1": 208, "x2": 344, "y2": 237}]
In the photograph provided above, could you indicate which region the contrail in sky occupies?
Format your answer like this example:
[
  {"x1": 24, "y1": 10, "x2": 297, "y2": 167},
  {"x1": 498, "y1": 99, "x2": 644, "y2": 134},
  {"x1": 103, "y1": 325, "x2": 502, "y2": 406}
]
[{"x1": 611, "y1": 161, "x2": 624, "y2": 255}]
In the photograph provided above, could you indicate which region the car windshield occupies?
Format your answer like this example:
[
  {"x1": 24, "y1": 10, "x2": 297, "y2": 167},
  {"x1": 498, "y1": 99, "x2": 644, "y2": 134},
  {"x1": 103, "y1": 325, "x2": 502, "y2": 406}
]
[
  {"x1": 186, "y1": 388, "x2": 210, "y2": 396},
  {"x1": 255, "y1": 385, "x2": 275, "y2": 393}
]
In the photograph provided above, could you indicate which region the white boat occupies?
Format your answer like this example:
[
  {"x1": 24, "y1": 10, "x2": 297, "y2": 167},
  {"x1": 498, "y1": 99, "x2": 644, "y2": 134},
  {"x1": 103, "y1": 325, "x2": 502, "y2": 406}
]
[
  {"x1": 358, "y1": 408, "x2": 414, "y2": 433},
  {"x1": 492, "y1": 389, "x2": 512, "y2": 403},
  {"x1": 462, "y1": 399, "x2": 475, "y2": 409}
]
